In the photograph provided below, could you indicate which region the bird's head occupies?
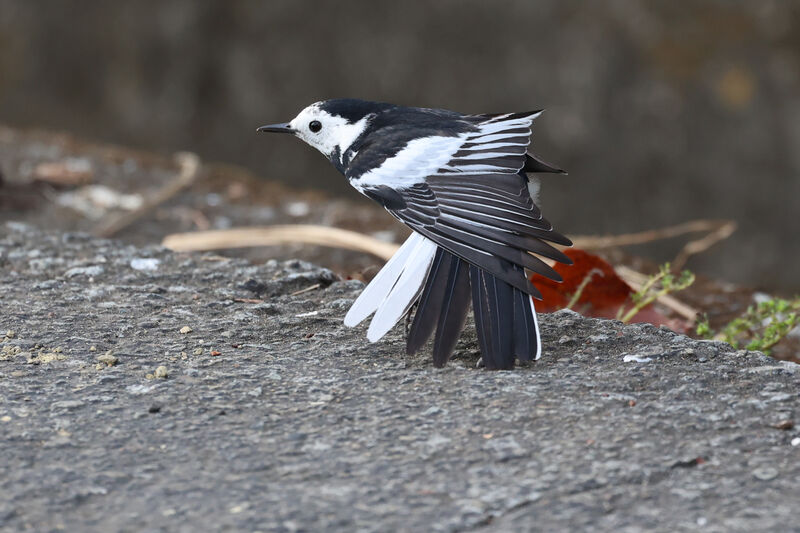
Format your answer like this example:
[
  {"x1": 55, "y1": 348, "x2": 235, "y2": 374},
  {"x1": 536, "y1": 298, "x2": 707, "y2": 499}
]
[{"x1": 257, "y1": 99, "x2": 394, "y2": 161}]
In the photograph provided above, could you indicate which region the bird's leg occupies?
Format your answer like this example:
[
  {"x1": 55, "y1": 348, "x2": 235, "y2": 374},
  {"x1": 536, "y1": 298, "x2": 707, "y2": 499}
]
[{"x1": 404, "y1": 302, "x2": 418, "y2": 340}]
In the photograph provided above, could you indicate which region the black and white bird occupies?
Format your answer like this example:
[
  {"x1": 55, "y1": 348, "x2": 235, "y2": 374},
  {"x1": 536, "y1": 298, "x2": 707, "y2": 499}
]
[{"x1": 258, "y1": 99, "x2": 571, "y2": 369}]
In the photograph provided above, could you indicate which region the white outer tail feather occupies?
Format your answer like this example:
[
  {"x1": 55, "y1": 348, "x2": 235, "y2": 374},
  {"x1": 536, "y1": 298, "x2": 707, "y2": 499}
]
[
  {"x1": 343, "y1": 232, "x2": 425, "y2": 327},
  {"x1": 530, "y1": 296, "x2": 542, "y2": 360},
  {"x1": 366, "y1": 236, "x2": 437, "y2": 341},
  {"x1": 344, "y1": 232, "x2": 438, "y2": 343}
]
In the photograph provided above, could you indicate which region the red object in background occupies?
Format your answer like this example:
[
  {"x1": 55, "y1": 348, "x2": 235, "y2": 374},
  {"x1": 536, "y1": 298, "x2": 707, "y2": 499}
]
[{"x1": 531, "y1": 249, "x2": 676, "y2": 328}]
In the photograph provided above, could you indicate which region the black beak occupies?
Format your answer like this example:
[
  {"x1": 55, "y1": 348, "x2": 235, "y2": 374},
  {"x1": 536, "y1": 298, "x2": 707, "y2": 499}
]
[{"x1": 256, "y1": 122, "x2": 295, "y2": 134}]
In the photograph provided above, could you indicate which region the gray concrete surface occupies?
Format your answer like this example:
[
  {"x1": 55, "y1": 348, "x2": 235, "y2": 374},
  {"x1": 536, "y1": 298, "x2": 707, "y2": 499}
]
[{"x1": 1, "y1": 221, "x2": 799, "y2": 532}]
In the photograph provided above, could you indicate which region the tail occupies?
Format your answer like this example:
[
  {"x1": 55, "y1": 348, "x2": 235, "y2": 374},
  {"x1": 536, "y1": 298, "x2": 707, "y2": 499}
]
[
  {"x1": 467, "y1": 262, "x2": 540, "y2": 369},
  {"x1": 345, "y1": 233, "x2": 541, "y2": 369}
]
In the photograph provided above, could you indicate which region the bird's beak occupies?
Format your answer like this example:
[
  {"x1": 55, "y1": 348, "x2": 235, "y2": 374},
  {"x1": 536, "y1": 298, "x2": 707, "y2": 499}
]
[{"x1": 256, "y1": 122, "x2": 295, "y2": 134}]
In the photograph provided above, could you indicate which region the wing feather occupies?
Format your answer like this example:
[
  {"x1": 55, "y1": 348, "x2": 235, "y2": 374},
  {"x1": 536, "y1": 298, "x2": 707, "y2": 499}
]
[{"x1": 352, "y1": 110, "x2": 569, "y2": 302}]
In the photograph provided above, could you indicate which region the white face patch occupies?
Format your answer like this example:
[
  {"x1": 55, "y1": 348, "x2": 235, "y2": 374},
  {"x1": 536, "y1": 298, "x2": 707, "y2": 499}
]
[{"x1": 289, "y1": 103, "x2": 370, "y2": 159}]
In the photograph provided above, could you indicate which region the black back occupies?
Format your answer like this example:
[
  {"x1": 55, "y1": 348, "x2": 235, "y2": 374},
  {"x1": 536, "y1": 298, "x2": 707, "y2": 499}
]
[{"x1": 333, "y1": 102, "x2": 479, "y2": 180}]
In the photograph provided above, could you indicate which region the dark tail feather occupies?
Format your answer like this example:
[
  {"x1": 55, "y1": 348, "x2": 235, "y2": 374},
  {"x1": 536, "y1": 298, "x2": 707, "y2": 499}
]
[
  {"x1": 470, "y1": 265, "x2": 494, "y2": 367},
  {"x1": 471, "y1": 266, "x2": 517, "y2": 369},
  {"x1": 409, "y1": 250, "x2": 540, "y2": 370},
  {"x1": 431, "y1": 257, "x2": 470, "y2": 366},
  {"x1": 407, "y1": 249, "x2": 450, "y2": 355},
  {"x1": 471, "y1": 262, "x2": 540, "y2": 369},
  {"x1": 487, "y1": 272, "x2": 515, "y2": 368},
  {"x1": 407, "y1": 248, "x2": 471, "y2": 367},
  {"x1": 524, "y1": 153, "x2": 566, "y2": 174}
]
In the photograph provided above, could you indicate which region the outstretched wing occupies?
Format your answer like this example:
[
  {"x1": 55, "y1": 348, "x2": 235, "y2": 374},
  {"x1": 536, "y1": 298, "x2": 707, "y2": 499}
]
[{"x1": 349, "y1": 111, "x2": 572, "y2": 299}]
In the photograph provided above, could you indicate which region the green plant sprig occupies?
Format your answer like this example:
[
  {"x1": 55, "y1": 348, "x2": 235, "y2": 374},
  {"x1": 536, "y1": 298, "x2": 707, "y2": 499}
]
[
  {"x1": 698, "y1": 297, "x2": 800, "y2": 354},
  {"x1": 617, "y1": 263, "x2": 695, "y2": 323}
]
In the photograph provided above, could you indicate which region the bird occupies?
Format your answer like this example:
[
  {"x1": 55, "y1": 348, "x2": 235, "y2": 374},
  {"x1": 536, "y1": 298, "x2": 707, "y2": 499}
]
[{"x1": 258, "y1": 99, "x2": 572, "y2": 369}]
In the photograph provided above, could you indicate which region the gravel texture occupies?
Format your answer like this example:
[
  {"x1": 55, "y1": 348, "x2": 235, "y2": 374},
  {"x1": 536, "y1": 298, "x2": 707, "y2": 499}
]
[{"x1": 1, "y1": 222, "x2": 799, "y2": 532}]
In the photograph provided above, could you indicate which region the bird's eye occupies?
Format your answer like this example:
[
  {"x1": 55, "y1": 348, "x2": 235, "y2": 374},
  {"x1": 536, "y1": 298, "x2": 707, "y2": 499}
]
[{"x1": 309, "y1": 120, "x2": 322, "y2": 133}]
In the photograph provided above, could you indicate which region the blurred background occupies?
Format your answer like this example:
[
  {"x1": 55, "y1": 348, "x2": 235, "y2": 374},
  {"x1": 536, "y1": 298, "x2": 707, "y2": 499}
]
[{"x1": 0, "y1": 0, "x2": 798, "y2": 290}]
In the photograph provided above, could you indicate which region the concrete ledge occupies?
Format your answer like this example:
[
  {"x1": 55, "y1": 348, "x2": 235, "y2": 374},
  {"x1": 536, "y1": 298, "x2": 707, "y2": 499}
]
[{"x1": 1, "y1": 222, "x2": 798, "y2": 531}]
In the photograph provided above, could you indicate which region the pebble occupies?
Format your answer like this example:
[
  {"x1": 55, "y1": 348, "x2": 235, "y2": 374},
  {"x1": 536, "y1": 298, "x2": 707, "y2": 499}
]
[
  {"x1": 623, "y1": 355, "x2": 652, "y2": 363},
  {"x1": 51, "y1": 400, "x2": 85, "y2": 410},
  {"x1": 64, "y1": 265, "x2": 104, "y2": 278},
  {"x1": 767, "y1": 393, "x2": 794, "y2": 403},
  {"x1": 96, "y1": 351, "x2": 118, "y2": 368},
  {"x1": 752, "y1": 467, "x2": 778, "y2": 481},
  {"x1": 130, "y1": 258, "x2": 160, "y2": 271}
]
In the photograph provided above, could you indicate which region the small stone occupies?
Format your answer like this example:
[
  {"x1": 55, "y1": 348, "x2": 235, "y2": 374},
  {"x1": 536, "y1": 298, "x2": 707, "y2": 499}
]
[
  {"x1": 96, "y1": 351, "x2": 118, "y2": 367},
  {"x1": 180, "y1": 326, "x2": 193, "y2": 334},
  {"x1": 752, "y1": 467, "x2": 778, "y2": 481},
  {"x1": 26, "y1": 350, "x2": 67, "y2": 365},
  {"x1": 0, "y1": 345, "x2": 21, "y2": 361},
  {"x1": 4, "y1": 330, "x2": 15, "y2": 339},
  {"x1": 89, "y1": 345, "x2": 97, "y2": 352},
  {"x1": 767, "y1": 393, "x2": 793, "y2": 402},
  {"x1": 792, "y1": 437, "x2": 800, "y2": 447},
  {"x1": 64, "y1": 265, "x2": 104, "y2": 278},
  {"x1": 52, "y1": 400, "x2": 85, "y2": 410},
  {"x1": 154, "y1": 366, "x2": 169, "y2": 379},
  {"x1": 130, "y1": 258, "x2": 160, "y2": 271},
  {"x1": 1, "y1": 415, "x2": 11, "y2": 422},
  {"x1": 193, "y1": 348, "x2": 203, "y2": 355},
  {"x1": 623, "y1": 355, "x2": 652, "y2": 363}
]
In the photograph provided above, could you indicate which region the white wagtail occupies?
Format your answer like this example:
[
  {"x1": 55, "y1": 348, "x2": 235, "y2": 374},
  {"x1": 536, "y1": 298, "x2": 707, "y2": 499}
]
[{"x1": 258, "y1": 99, "x2": 571, "y2": 369}]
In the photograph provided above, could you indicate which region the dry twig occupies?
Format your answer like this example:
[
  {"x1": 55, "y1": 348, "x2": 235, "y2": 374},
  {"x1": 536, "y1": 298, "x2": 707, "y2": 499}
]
[
  {"x1": 162, "y1": 225, "x2": 400, "y2": 260},
  {"x1": 571, "y1": 219, "x2": 737, "y2": 270},
  {"x1": 289, "y1": 283, "x2": 322, "y2": 297}
]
